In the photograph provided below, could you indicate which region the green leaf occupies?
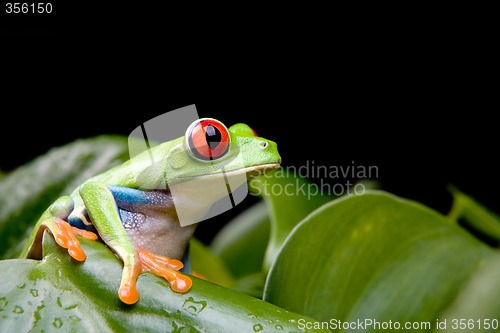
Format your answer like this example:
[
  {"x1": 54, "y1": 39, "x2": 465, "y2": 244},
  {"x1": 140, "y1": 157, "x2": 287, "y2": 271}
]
[
  {"x1": 232, "y1": 272, "x2": 267, "y2": 299},
  {"x1": 264, "y1": 191, "x2": 497, "y2": 329},
  {"x1": 0, "y1": 136, "x2": 129, "y2": 259},
  {"x1": 0, "y1": 233, "x2": 328, "y2": 333},
  {"x1": 210, "y1": 201, "x2": 270, "y2": 278},
  {"x1": 448, "y1": 185, "x2": 500, "y2": 244},
  {"x1": 433, "y1": 253, "x2": 500, "y2": 332},
  {"x1": 189, "y1": 237, "x2": 235, "y2": 288},
  {"x1": 249, "y1": 170, "x2": 333, "y2": 273}
]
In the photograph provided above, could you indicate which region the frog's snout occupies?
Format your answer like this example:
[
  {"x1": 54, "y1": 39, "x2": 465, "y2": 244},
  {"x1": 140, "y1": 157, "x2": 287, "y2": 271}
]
[{"x1": 259, "y1": 138, "x2": 281, "y2": 165}]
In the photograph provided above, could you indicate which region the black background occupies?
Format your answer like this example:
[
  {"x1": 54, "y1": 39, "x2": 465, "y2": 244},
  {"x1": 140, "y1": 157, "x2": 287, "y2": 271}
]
[{"x1": 1, "y1": 6, "x2": 498, "y2": 243}]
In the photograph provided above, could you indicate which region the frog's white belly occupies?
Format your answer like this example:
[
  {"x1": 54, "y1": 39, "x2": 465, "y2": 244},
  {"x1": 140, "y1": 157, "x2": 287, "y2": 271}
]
[{"x1": 116, "y1": 190, "x2": 196, "y2": 259}]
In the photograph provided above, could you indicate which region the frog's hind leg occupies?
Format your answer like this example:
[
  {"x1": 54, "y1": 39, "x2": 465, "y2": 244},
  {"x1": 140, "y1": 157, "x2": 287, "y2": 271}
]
[{"x1": 22, "y1": 196, "x2": 98, "y2": 261}]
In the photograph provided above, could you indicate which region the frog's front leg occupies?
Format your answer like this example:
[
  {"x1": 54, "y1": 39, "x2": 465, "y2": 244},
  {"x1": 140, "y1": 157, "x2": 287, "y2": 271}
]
[
  {"x1": 22, "y1": 196, "x2": 98, "y2": 261},
  {"x1": 79, "y1": 181, "x2": 192, "y2": 305}
]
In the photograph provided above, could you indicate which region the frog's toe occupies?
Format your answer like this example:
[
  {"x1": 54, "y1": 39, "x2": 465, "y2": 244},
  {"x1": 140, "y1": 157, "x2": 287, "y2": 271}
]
[
  {"x1": 169, "y1": 273, "x2": 192, "y2": 293},
  {"x1": 139, "y1": 247, "x2": 184, "y2": 270},
  {"x1": 137, "y1": 246, "x2": 192, "y2": 294},
  {"x1": 72, "y1": 227, "x2": 98, "y2": 241},
  {"x1": 118, "y1": 282, "x2": 140, "y2": 305},
  {"x1": 50, "y1": 219, "x2": 88, "y2": 262},
  {"x1": 165, "y1": 259, "x2": 183, "y2": 271}
]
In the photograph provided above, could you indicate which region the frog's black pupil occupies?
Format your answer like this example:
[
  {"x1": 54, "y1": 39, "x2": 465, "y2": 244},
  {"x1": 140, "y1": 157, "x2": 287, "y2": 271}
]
[{"x1": 205, "y1": 125, "x2": 222, "y2": 150}]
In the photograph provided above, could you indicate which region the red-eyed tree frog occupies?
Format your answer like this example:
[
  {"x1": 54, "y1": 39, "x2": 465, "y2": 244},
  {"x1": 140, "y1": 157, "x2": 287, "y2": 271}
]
[{"x1": 20, "y1": 118, "x2": 281, "y2": 304}]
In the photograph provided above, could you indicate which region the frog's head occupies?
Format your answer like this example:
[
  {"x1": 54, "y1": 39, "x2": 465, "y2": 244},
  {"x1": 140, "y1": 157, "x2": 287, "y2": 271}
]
[
  {"x1": 143, "y1": 118, "x2": 281, "y2": 226},
  {"x1": 165, "y1": 118, "x2": 281, "y2": 184}
]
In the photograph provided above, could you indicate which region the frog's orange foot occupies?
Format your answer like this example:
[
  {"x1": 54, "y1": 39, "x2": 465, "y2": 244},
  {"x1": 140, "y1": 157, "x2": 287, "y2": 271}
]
[
  {"x1": 50, "y1": 220, "x2": 98, "y2": 262},
  {"x1": 137, "y1": 246, "x2": 192, "y2": 293}
]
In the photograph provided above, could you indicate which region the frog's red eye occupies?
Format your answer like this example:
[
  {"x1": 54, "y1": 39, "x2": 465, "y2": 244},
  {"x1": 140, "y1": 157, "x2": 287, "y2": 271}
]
[{"x1": 186, "y1": 118, "x2": 230, "y2": 160}]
